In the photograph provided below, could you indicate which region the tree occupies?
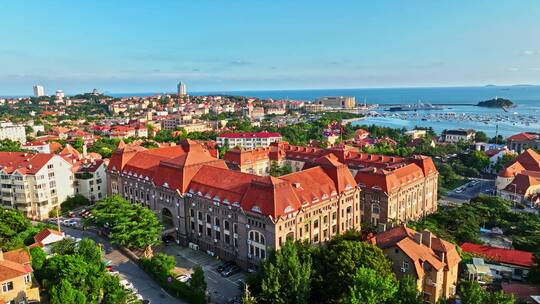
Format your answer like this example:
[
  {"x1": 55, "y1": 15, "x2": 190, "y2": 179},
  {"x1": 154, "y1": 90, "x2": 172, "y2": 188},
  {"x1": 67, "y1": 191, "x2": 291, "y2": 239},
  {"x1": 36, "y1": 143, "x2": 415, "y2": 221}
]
[
  {"x1": 29, "y1": 246, "x2": 47, "y2": 272},
  {"x1": 76, "y1": 238, "x2": 103, "y2": 266},
  {"x1": 242, "y1": 284, "x2": 258, "y2": 304},
  {"x1": 346, "y1": 267, "x2": 397, "y2": 304},
  {"x1": 50, "y1": 238, "x2": 77, "y2": 255},
  {"x1": 61, "y1": 194, "x2": 90, "y2": 214},
  {"x1": 190, "y1": 265, "x2": 207, "y2": 293},
  {"x1": 91, "y1": 195, "x2": 163, "y2": 250},
  {"x1": 392, "y1": 275, "x2": 422, "y2": 304},
  {"x1": 49, "y1": 279, "x2": 87, "y2": 304},
  {"x1": 486, "y1": 291, "x2": 515, "y2": 304},
  {"x1": 260, "y1": 240, "x2": 312, "y2": 304},
  {"x1": 310, "y1": 238, "x2": 394, "y2": 303},
  {"x1": 474, "y1": 131, "x2": 489, "y2": 143},
  {"x1": 0, "y1": 139, "x2": 26, "y2": 152},
  {"x1": 459, "y1": 281, "x2": 486, "y2": 304},
  {"x1": 529, "y1": 251, "x2": 540, "y2": 284}
]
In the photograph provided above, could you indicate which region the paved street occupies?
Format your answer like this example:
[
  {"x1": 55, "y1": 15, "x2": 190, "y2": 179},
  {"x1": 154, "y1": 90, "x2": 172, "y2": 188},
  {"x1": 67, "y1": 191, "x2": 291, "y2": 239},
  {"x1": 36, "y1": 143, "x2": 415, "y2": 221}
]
[
  {"x1": 161, "y1": 244, "x2": 245, "y2": 304},
  {"x1": 61, "y1": 227, "x2": 184, "y2": 304},
  {"x1": 445, "y1": 178, "x2": 495, "y2": 201}
]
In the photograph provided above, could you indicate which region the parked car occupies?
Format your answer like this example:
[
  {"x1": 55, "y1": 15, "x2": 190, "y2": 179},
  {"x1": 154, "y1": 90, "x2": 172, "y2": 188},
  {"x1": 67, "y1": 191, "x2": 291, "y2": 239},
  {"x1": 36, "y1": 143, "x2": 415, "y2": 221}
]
[
  {"x1": 176, "y1": 274, "x2": 191, "y2": 283},
  {"x1": 161, "y1": 235, "x2": 175, "y2": 244},
  {"x1": 108, "y1": 271, "x2": 120, "y2": 276},
  {"x1": 217, "y1": 261, "x2": 236, "y2": 273},
  {"x1": 120, "y1": 279, "x2": 134, "y2": 290},
  {"x1": 220, "y1": 265, "x2": 240, "y2": 277}
]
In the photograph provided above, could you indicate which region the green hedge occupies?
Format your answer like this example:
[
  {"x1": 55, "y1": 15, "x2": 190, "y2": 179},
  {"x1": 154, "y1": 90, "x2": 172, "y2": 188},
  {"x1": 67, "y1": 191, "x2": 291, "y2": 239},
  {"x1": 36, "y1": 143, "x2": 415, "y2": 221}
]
[{"x1": 139, "y1": 256, "x2": 206, "y2": 304}]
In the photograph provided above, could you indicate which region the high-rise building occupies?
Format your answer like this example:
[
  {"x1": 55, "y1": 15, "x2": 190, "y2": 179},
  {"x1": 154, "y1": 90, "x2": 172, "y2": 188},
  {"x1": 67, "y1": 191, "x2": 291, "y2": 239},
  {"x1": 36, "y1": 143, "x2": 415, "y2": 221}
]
[
  {"x1": 177, "y1": 81, "x2": 187, "y2": 96},
  {"x1": 33, "y1": 85, "x2": 44, "y2": 97}
]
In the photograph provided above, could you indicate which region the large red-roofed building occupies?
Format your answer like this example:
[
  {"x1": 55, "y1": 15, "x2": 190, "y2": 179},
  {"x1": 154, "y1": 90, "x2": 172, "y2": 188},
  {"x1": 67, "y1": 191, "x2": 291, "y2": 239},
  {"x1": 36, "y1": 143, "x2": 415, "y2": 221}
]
[
  {"x1": 107, "y1": 139, "x2": 360, "y2": 270},
  {"x1": 224, "y1": 142, "x2": 438, "y2": 226}
]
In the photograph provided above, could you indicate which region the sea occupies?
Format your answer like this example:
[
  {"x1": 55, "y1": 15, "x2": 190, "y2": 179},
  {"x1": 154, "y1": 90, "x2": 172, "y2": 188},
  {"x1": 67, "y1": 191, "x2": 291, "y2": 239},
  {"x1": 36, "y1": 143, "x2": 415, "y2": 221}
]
[{"x1": 184, "y1": 85, "x2": 540, "y2": 137}]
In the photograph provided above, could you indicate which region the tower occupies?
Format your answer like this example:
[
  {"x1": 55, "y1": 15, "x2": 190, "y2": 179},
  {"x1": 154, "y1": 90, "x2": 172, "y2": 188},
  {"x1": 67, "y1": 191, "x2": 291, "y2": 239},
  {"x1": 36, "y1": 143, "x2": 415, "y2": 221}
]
[
  {"x1": 177, "y1": 82, "x2": 187, "y2": 96},
  {"x1": 33, "y1": 85, "x2": 44, "y2": 97}
]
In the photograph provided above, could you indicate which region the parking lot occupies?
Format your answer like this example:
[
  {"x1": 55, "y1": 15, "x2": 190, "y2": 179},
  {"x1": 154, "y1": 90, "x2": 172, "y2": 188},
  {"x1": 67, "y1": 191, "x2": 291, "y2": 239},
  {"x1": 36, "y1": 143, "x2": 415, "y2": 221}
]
[{"x1": 161, "y1": 244, "x2": 245, "y2": 304}]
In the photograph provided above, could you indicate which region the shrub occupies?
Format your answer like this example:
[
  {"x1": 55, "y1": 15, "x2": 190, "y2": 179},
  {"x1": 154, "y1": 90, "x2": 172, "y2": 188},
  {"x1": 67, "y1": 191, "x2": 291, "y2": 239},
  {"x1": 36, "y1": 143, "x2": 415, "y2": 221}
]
[{"x1": 139, "y1": 254, "x2": 206, "y2": 304}]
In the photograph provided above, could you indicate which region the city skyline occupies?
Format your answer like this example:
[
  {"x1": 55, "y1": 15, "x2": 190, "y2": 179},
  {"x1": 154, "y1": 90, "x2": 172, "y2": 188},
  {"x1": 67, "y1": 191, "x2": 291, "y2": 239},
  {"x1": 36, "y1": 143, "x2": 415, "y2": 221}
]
[{"x1": 1, "y1": 1, "x2": 540, "y2": 95}]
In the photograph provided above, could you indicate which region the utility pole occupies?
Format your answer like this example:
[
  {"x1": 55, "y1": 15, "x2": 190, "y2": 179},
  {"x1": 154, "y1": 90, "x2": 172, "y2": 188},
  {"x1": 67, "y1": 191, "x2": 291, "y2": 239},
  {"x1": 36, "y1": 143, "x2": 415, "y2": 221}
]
[{"x1": 56, "y1": 208, "x2": 61, "y2": 232}]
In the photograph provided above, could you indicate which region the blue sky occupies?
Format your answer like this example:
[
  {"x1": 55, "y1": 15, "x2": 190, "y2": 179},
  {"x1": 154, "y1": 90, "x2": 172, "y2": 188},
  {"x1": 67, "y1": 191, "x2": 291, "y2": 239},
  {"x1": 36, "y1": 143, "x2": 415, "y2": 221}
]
[{"x1": 1, "y1": 0, "x2": 539, "y2": 95}]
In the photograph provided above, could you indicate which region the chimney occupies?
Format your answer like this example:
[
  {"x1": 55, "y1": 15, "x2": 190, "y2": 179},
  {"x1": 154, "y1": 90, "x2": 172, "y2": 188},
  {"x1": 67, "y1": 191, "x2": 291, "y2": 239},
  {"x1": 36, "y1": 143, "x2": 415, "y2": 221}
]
[
  {"x1": 413, "y1": 232, "x2": 423, "y2": 244},
  {"x1": 422, "y1": 230, "x2": 432, "y2": 248}
]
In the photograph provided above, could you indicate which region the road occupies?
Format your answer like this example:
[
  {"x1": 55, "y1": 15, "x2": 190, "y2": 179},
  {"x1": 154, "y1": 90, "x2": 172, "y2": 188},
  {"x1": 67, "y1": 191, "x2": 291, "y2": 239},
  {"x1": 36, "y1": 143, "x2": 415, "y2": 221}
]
[
  {"x1": 445, "y1": 178, "x2": 495, "y2": 201},
  {"x1": 61, "y1": 227, "x2": 184, "y2": 304}
]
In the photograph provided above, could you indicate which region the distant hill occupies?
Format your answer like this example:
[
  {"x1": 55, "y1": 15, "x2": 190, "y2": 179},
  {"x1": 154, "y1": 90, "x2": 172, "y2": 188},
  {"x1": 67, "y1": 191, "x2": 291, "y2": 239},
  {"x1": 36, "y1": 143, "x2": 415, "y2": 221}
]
[{"x1": 476, "y1": 97, "x2": 514, "y2": 108}]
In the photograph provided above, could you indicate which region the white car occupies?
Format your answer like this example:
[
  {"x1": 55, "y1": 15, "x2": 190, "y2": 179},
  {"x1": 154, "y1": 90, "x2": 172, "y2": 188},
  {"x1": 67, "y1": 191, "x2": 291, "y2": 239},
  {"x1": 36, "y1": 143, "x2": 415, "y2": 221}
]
[
  {"x1": 176, "y1": 274, "x2": 191, "y2": 283},
  {"x1": 120, "y1": 279, "x2": 134, "y2": 290}
]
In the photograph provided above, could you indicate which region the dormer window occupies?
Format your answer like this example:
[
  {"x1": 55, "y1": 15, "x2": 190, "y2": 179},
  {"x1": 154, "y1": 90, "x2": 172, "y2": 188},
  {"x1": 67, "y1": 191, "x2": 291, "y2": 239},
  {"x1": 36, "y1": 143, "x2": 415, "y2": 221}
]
[
  {"x1": 251, "y1": 205, "x2": 262, "y2": 213},
  {"x1": 284, "y1": 205, "x2": 294, "y2": 214}
]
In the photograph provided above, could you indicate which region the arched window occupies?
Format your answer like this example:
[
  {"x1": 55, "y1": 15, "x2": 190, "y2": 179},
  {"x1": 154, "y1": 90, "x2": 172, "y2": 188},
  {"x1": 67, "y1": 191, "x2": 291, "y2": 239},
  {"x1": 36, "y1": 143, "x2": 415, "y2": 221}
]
[{"x1": 372, "y1": 204, "x2": 380, "y2": 214}]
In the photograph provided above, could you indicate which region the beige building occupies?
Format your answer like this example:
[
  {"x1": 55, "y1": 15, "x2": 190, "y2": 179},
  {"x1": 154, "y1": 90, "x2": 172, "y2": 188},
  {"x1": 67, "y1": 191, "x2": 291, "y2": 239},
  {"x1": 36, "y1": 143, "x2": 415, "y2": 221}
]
[
  {"x1": 315, "y1": 96, "x2": 356, "y2": 109},
  {"x1": 370, "y1": 226, "x2": 461, "y2": 304},
  {"x1": 0, "y1": 152, "x2": 74, "y2": 220},
  {"x1": 0, "y1": 248, "x2": 40, "y2": 304},
  {"x1": 107, "y1": 140, "x2": 360, "y2": 270}
]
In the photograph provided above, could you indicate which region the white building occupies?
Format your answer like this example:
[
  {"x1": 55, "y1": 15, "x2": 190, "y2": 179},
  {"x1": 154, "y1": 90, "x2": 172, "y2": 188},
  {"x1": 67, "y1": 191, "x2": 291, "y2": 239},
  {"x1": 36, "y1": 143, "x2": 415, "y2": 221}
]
[
  {"x1": 74, "y1": 159, "x2": 107, "y2": 202},
  {"x1": 33, "y1": 85, "x2": 45, "y2": 97},
  {"x1": 177, "y1": 82, "x2": 187, "y2": 96},
  {"x1": 55, "y1": 90, "x2": 64, "y2": 101},
  {"x1": 0, "y1": 122, "x2": 26, "y2": 143},
  {"x1": 0, "y1": 152, "x2": 74, "y2": 220},
  {"x1": 217, "y1": 132, "x2": 282, "y2": 149},
  {"x1": 442, "y1": 129, "x2": 475, "y2": 143},
  {"x1": 22, "y1": 141, "x2": 51, "y2": 154}
]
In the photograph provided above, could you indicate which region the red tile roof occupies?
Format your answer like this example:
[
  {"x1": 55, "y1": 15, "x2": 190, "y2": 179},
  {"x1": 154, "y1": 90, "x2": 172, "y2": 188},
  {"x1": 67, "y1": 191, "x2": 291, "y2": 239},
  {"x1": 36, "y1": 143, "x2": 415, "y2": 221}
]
[
  {"x1": 0, "y1": 248, "x2": 33, "y2": 282},
  {"x1": 33, "y1": 228, "x2": 64, "y2": 245},
  {"x1": 507, "y1": 132, "x2": 539, "y2": 141},
  {"x1": 371, "y1": 226, "x2": 460, "y2": 278},
  {"x1": 460, "y1": 242, "x2": 534, "y2": 267},
  {"x1": 0, "y1": 152, "x2": 56, "y2": 175}
]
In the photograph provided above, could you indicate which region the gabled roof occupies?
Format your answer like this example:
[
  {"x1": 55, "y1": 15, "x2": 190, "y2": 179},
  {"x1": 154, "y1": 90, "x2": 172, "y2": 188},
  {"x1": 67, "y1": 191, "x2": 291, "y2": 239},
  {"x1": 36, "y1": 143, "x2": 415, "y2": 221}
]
[
  {"x1": 0, "y1": 248, "x2": 33, "y2": 282},
  {"x1": 33, "y1": 228, "x2": 65, "y2": 245},
  {"x1": 461, "y1": 243, "x2": 534, "y2": 267},
  {"x1": 0, "y1": 152, "x2": 56, "y2": 175},
  {"x1": 371, "y1": 226, "x2": 460, "y2": 277},
  {"x1": 507, "y1": 132, "x2": 539, "y2": 141}
]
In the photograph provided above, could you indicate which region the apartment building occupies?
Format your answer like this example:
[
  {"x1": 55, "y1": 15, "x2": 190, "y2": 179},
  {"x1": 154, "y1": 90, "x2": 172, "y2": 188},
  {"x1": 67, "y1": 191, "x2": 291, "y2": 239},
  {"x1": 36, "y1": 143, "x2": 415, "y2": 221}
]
[
  {"x1": 217, "y1": 132, "x2": 282, "y2": 149},
  {"x1": 370, "y1": 226, "x2": 460, "y2": 304},
  {"x1": 0, "y1": 248, "x2": 40, "y2": 304},
  {"x1": 0, "y1": 152, "x2": 74, "y2": 220},
  {"x1": 107, "y1": 140, "x2": 360, "y2": 270},
  {"x1": 74, "y1": 159, "x2": 107, "y2": 202},
  {"x1": 0, "y1": 122, "x2": 26, "y2": 143},
  {"x1": 223, "y1": 142, "x2": 439, "y2": 225}
]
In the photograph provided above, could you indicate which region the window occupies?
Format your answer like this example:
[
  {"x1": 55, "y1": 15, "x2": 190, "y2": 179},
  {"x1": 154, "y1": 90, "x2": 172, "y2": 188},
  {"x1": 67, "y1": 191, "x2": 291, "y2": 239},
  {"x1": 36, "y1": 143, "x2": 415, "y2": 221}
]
[
  {"x1": 206, "y1": 214, "x2": 211, "y2": 223},
  {"x1": 402, "y1": 260, "x2": 409, "y2": 271},
  {"x1": 2, "y1": 281, "x2": 13, "y2": 292},
  {"x1": 206, "y1": 227, "x2": 212, "y2": 236},
  {"x1": 224, "y1": 220, "x2": 230, "y2": 231},
  {"x1": 24, "y1": 274, "x2": 31, "y2": 284},
  {"x1": 215, "y1": 218, "x2": 220, "y2": 227}
]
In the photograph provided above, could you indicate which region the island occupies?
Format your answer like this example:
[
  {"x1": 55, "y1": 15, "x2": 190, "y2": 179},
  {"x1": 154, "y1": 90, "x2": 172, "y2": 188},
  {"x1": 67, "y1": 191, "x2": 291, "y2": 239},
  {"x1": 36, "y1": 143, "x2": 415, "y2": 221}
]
[{"x1": 476, "y1": 97, "x2": 514, "y2": 108}]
